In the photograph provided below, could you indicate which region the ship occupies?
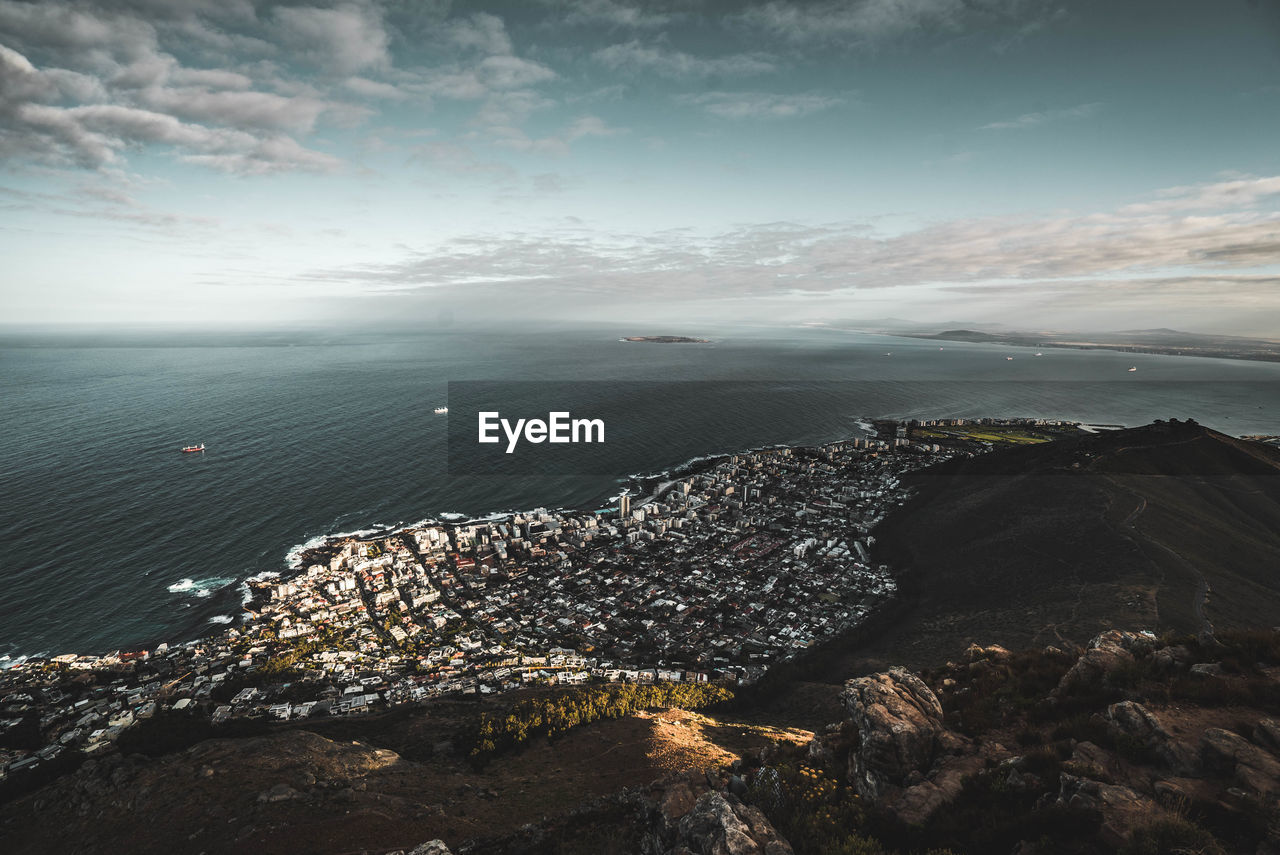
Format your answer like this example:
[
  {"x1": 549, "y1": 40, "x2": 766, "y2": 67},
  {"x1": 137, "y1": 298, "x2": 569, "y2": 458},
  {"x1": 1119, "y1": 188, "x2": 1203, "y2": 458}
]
[
  {"x1": 434, "y1": 407, "x2": 448, "y2": 414},
  {"x1": 1128, "y1": 366, "x2": 1137, "y2": 372},
  {"x1": 181, "y1": 444, "x2": 205, "y2": 453}
]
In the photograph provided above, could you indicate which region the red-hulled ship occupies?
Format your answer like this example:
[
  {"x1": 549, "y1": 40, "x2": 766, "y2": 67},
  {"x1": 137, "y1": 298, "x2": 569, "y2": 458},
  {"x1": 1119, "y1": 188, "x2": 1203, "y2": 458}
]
[{"x1": 181, "y1": 444, "x2": 205, "y2": 453}]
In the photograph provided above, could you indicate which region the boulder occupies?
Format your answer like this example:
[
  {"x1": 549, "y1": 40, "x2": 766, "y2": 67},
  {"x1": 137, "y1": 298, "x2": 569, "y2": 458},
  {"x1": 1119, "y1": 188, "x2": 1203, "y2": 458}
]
[
  {"x1": 1200, "y1": 728, "x2": 1280, "y2": 797},
  {"x1": 1105, "y1": 700, "x2": 1198, "y2": 774},
  {"x1": 1056, "y1": 631, "x2": 1153, "y2": 692},
  {"x1": 1255, "y1": 718, "x2": 1280, "y2": 754},
  {"x1": 893, "y1": 754, "x2": 986, "y2": 825},
  {"x1": 1106, "y1": 701, "x2": 1170, "y2": 743},
  {"x1": 842, "y1": 667, "x2": 945, "y2": 799},
  {"x1": 1150, "y1": 645, "x2": 1192, "y2": 674},
  {"x1": 409, "y1": 842, "x2": 453, "y2": 855},
  {"x1": 670, "y1": 792, "x2": 794, "y2": 855},
  {"x1": 256, "y1": 783, "x2": 300, "y2": 803}
]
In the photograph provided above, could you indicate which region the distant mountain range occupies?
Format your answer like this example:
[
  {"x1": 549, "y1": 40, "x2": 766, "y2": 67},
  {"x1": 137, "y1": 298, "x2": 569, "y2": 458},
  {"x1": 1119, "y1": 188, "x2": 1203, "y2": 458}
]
[{"x1": 889, "y1": 326, "x2": 1280, "y2": 362}]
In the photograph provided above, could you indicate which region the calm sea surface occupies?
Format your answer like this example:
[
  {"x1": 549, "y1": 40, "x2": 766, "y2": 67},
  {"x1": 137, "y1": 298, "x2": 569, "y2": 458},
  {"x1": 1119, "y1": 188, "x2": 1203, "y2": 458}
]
[{"x1": 3, "y1": 324, "x2": 1278, "y2": 661}]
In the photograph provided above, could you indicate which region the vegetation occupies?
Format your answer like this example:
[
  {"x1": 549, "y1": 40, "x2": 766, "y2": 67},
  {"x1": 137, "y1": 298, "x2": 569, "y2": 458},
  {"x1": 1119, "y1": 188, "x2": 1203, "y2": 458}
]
[
  {"x1": 466, "y1": 682, "x2": 732, "y2": 759},
  {"x1": 1117, "y1": 818, "x2": 1226, "y2": 855}
]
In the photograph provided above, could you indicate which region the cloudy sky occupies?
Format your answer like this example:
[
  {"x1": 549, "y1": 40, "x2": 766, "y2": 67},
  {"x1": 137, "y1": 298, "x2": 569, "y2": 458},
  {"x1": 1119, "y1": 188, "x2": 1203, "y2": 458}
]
[{"x1": 3, "y1": 0, "x2": 1280, "y2": 333}]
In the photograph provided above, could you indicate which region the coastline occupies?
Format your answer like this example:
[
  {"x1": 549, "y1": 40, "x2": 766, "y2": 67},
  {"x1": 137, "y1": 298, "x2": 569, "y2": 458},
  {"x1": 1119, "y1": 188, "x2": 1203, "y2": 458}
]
[{"x1": 3, "y1": 415, "x2": 1050, "y2": 667}]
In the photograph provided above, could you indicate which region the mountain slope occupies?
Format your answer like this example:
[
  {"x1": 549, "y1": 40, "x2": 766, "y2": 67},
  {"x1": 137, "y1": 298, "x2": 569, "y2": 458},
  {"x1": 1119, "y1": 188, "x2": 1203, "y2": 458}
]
[{"x1": 862, "y1": 420, "x2": 1280, "y2": 670}]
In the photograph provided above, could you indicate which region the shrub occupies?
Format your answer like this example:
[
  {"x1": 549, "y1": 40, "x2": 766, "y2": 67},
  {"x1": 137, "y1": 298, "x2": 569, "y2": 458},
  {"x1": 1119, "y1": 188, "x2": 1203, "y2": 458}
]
[{"x1": 1118, "y1": 817, "x2": 1225, "y2": 855}]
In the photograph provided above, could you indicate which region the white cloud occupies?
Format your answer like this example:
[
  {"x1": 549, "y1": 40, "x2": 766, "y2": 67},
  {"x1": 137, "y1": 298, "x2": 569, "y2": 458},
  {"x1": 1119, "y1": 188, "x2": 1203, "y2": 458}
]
[
  {"x1": 273, "y1": 2, "x2": 391, "y2": 75},
  {"x1": 1120, "y1": 175, "x2": 1280, "y2": 215},
  {"x1": 544, "y1": 0, "x2": 673, "y2": 29},
  {"x1": 593, "y1": 41, "x2": 776, "y2": 78},
  {"x1": 139, "y1": 87, "x2": 331, "y2": 133},
  {"x1": 447, "y1": 12, "x2": 514, "y2": 56},
  {"x1": 296, "y1": 172, "x2": 1280, "y2": 312},
  {"x1": 476, "y1": 55, "x2": 557, "y2": 90},
  {"x1": 343, "y1": 76, "x2": 409, "y2": 100},
  {"x1": 489, "y1": 114, "x2": 626, "y2": 156},
  {"x1": 740, "y1": 0, "x2": 966, "y2": 44},
  {"x1": 0, "y1": 43, "x2": 340, "y2": 175},
  {"x1": 739, "y1": 0, "x2": 1061, "y2": 47},
  {"x1": 979, "y1": 102, "x2": 1101, "y2": 130},
  {"x1": 677, "y1": 91, "x2": 843, "y2": 120}
]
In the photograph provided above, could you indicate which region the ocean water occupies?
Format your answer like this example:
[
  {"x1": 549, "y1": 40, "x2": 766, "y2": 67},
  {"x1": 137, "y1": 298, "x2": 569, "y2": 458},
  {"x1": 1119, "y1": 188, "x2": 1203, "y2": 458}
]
[{"x1": 2, "y1": 323, "x2": 1278, "y2": 661}]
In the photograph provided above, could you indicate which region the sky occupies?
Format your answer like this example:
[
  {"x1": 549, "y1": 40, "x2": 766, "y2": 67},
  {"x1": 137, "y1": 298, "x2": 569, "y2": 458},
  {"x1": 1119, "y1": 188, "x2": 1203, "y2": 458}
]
[{"x1": 2, "y1": 0, "x2": 1280, "y2": 334}]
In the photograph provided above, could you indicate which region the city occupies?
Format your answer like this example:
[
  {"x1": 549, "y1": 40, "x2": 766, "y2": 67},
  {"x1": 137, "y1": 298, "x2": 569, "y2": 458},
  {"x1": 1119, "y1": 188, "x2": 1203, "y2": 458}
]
[{"x1": 0, "y1": 420, "x2": 1074, "y2": 786}]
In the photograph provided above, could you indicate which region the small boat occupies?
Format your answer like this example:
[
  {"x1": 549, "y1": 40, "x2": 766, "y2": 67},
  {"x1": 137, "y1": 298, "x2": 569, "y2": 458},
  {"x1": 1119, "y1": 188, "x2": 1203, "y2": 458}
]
[
  {"x1": 181, "y1": 444, "x2": 205, "y2": 453},
  {"x1": 1127, "y1": 366, "x2": 1137, "y2": 372},
  {"x1": 1035, "y1": 352, "x2": 1043, "y2": 357},
  {"x1": 434, "y1": 406, "x2": 448, "y2": 414},
  {"x1": 1006, "y1": 356, "x2": 1014, "y2": 361}
]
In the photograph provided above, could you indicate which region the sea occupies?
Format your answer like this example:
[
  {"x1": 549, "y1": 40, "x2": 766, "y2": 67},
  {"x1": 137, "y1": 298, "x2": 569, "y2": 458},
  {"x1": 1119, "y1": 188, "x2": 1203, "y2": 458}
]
[{"x1": 2, "y1": 322, "x2": 1278, "y2": 663}]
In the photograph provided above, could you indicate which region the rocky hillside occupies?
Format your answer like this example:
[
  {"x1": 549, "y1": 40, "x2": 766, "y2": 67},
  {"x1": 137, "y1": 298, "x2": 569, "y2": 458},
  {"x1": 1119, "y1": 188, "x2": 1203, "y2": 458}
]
[
  {"x1": 449, "y1": 627, "x2": 1280, "y2": 855},
  {"x1": 861, "y1": 420, "x2": 1280, "y2": 670},
  {"x1": 4, "y1": 628, "x2": 1278, "y2": 854}
]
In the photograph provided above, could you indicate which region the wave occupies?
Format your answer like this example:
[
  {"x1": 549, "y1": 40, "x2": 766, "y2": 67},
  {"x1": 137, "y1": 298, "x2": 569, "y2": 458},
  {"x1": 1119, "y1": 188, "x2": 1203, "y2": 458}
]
[
  {"x1": 208, "y1": 615, "x2": 234, "y2": 625},
  {"x1": 0, "y1": 651, "x2": 49, "y2": 670},
  {"x1": 166, "y1": 576, "x2": 236, "y2": 598},
  {"x1": 283, "y1": 522, "x2": 406, "y2": 569}
]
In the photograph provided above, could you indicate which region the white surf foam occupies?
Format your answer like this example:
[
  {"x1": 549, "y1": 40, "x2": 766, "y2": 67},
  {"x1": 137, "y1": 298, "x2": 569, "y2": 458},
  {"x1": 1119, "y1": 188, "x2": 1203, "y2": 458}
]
[{"x1": 167, "y1": 576, "x2": 236, "y2": 598}]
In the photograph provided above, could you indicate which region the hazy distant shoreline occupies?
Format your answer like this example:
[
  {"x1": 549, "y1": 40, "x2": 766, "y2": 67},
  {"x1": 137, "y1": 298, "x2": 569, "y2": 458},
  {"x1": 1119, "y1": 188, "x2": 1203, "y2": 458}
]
[{"x1": 895, "y1": 328, "x2": 1280, "y2": 364}]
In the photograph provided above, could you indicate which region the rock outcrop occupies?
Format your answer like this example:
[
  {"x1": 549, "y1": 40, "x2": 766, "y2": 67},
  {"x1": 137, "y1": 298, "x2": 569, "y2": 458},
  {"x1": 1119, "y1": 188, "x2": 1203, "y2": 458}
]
[
  {"x1": 629, "y1": 778, "x2": 793, "y2": 855},
  {"x1": 838, "y1": 666, "x2": 981, "y2": 825},
  {"x1": 1054, "y1": 630, "x2": 1157, "y2": 692},
  {"x1": 400, "y1": 842, "x2": 453, "y2": 855},
  {"x1": 842, "y1": 667, "x2": 947, "y2": 799},
  {"x1": 1200, "y1": 727, "x2": 1280, "y2": 797},
  {"x1": 663, "y1": 791, "x2": 794, "y2": 855}
]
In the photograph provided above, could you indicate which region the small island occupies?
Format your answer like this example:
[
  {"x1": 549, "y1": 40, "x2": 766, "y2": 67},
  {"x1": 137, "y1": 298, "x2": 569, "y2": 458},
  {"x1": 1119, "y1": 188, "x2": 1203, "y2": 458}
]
[{"x1": 621, "y1": 335, "x2": 710, "y2": 343}]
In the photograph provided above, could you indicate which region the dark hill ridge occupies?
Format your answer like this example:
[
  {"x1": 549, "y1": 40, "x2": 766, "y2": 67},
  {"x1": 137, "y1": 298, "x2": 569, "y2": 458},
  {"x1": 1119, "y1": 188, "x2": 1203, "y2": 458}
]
[{"x1": 861, "y1": 420, "x2": 1280, "y2": 671}]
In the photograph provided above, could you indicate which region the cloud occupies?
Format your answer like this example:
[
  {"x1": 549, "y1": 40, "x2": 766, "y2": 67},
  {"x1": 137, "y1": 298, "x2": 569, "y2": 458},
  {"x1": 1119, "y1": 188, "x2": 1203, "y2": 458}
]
[
  {"x1": 0, "y1": 173, "x2": 220, "y2": 231},
  {"x1": 294, "y1": 172, "x2": 1280, "y2": 312},
  {"x1": 593, "y1": 40, "x2": 776, "y2": 78},
  {"x1": 0, "y1": 2, "x2": 577, "y2": 177},
  {"x1": 740, "y1": 0, "x2": 966, "y2": 44},
  {"x1": 273, "y1": 2, "x2": 391, "y2": 75},
  {"x1": 408, "y1": 140, "x2": 516, "y2": 178},
  {"x1": 0, "y1": 45, "x2": 340, "y2": 174},
  {"x1": 181, "y1": 135, "x2": 342, "y2": 176},
  {"x1": 542, "y1": 0, "x2": 674, "y2": 30},
  {"x1": 344, "y1": 75, "x2": 409, "y2": 100},
  {"x1": 979, "y1": 101, "x2": 1101, "y2": 130},
  {"x1": 488, "y1": 114, "x2": 627, "y2": 156},
  {"x1": 677, "y1": 91, "x2": 843, "y2": 119},
  {"x1": 738, "y1": 0, "x2": 1061, "y2": 47},
  {"x1": 447, "y1": 12, "x2": 514, "y2": 56},
  {"x1": 1120, "y1": 174, "x2": 1280, "y2": 214},
  {"x1": 476, "y1": 55, "x2": 557, "y2": 90},
  {"x1": 138, "y1": 87, "x2": 331, "y2": 133},
  {"x1": 0, "y1": 2, "x2": 361, "y2": 175}
]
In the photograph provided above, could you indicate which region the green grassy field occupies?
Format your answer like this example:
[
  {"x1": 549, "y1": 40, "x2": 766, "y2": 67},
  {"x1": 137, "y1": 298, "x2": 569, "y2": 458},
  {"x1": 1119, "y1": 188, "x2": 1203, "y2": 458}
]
[{"x1": 913, "y1": 424, "x2": 1077, "y2": 445}]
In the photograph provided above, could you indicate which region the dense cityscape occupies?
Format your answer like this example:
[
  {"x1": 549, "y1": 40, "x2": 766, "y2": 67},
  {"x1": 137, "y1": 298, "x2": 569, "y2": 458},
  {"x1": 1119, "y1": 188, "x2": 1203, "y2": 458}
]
[{"x1": 0, "y1": 419, "x2": 1077, "y2": 786}]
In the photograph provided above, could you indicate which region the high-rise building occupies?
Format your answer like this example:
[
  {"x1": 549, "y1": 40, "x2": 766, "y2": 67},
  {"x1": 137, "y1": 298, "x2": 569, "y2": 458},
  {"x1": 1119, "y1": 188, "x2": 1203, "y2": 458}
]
[{"x1": 618, "y1": 494, "x2": 631, "y2": 520}]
